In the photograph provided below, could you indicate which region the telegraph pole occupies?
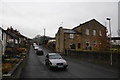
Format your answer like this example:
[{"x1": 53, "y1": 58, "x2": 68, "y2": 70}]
[
  {"x1": 106, "y1": 18, "x2": 112, "y2": 66},
  {"x1": 43, "y1": 28, "x2": 46, "y2": 45}
]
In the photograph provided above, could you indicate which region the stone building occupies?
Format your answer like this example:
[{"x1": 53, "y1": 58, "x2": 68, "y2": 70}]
[{"x1": 56, "y1": 19, "x2": 109, "y2": 53}]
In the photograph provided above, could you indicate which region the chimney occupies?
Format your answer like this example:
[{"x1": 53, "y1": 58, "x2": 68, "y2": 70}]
[{"x1": 59, "y1": 27, "x2": 63, "y2": 30}]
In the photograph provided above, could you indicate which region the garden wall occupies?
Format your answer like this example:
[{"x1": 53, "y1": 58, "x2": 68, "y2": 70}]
[{"x1": 65, "y1": 50, "x2": 120, "y2": 67}]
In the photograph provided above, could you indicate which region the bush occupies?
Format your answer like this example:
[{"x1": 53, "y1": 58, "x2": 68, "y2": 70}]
[
  {"x1": 2, "y1": 63, "x2": 15, "y2": 74},
  {"x1": 5, "y1": 48, "x2": 13, "y2": 55},
  {"x1": 3, "y1": 58, "x2": 20, "y2": 64},
  {"x1": 17, "y1": 48, "x2": 27, "y2": 53},
  {"x1": 20, "y1": 53, "x2": 26, "y2": 56},
  {"x1": 5, "y1": 48, "x2": 20, "y2": 56}
]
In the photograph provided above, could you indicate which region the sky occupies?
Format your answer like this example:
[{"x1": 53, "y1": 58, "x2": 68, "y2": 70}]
[
  {"x1": 118, "y1": 1, "x2": 120, "y2": 36},
  {"x1": 0, "y1": 0, "x2": 119, "y2": 38}
]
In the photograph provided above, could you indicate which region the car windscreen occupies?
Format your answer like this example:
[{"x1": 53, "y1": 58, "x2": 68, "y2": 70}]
[{"x1": 49, "y1": 55, "x2": 62, "y2": 59}]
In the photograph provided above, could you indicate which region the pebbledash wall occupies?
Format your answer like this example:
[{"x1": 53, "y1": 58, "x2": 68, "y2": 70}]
[
  {"x1": 0, "y1": 27, "x2": 4, "y2": 55},
  {"x1": 56, "y1": 19, "x2": 109, "y2": 53}
]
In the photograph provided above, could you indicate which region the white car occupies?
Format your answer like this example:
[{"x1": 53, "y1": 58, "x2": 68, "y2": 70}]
[
  {"x1": 34, "y1": 46, "x2": 39, "y2": 50},
  {"x1": 33, "y1": 43, "x2": 37, "y2": 47},
  {"x1": 45, "y1": 53, "x2": 68, "y2": 69}
]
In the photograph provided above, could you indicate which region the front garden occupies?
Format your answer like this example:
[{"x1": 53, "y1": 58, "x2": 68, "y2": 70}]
[{"x1": 2, "y1": 46, "x2": 28, "y2": 76}]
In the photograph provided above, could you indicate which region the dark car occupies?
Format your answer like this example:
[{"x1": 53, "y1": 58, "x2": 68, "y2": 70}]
[
  {"x1": 36, "y1": 48, "x2": 44, "y2": 55},
  {"x1": 45, "y1": 53, "x2": 68, "y2": 69}
]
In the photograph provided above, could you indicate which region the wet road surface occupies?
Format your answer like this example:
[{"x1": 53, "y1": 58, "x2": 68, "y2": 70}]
[{"x1": 20, "y1": 45, "x2": 119, "y2": 78}]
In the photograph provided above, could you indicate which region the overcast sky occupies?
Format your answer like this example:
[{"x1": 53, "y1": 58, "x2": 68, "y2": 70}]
[{"x1": 0, "y1": 0, "x2": 119, "y2": 38}]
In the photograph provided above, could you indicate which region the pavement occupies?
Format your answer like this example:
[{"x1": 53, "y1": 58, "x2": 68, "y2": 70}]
[{"x1": 20, "y1": 45, "x2": 119, "y2": 78}]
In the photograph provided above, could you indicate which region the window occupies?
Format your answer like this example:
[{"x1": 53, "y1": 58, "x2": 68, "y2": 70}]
[
  {"x1": 86, "y1": 41, "x2": 92, "y2": 50},
  {"x1": 86, "y1": 29, "x2": 89, "y2": 35},
  {"x1": 86, "y1": 41, "x2": 90, "y2": 50},
  {"x1": 78, "y1": 43, "x2": 81, "y2": 48},
  {"x1": 99, "y1": 31, "x2": 102, "y2": 36},
  {"x1": 86, "y1": 41, "x2": 90, "y2": 47},
  {"x1": 93, "y1": 30, "x2": 96, "y2": 36},
  {"x1": 93, "y1": 41, "x2": 96, "y2": 46},
  {"x1": 70, "y1": 34, "x2": 74, "y2": 39},
  {"x1": 70, "y1": 43, "x2": 75, "y2": 49}
]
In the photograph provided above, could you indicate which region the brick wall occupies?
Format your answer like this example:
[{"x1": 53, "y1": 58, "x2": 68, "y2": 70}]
[
  {"x1": 73, "y1": 19, "x2": 109, "y2": 51},
  {"x1": 56, "y1": 19, "x2": 109, "y2": 53}
]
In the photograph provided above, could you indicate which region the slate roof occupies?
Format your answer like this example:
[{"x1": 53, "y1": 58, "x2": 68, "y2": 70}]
[
  {"x1": 63, "y1": 29, "x2": 81, "y2": 34},
  {"x1": 73, "y1": 19, "x2": 106, "y2": 30},
  {"x1": 108, "y1": 37, "x2": 120, "y2": 40}
]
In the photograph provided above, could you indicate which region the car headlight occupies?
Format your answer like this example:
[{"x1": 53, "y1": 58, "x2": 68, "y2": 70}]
[
  {"x1": 52, "y1": 63, "x2": 56, "y2": 66},
  {"x1": 63, "y1": 62, "x2": 67, "y2": 65},
  {"x1": 49, "y1": 62, "x2": 52, "y2": 65}
]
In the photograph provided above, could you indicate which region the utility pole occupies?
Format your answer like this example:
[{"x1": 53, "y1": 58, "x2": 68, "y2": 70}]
[
  {"x1": 106, "y1": 18, "x2": 112, "y2": 66},
  {"x1": 43, "y1": 28, "x2": 46, "y2": 45},
  {"x1": 44, "y1": 28, "x2": 45, "y2": 37}
]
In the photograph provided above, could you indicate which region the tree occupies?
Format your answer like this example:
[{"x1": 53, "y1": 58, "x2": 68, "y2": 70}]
[{"x1": 35, "y1": 34, "x2": 41, "y2": 38}]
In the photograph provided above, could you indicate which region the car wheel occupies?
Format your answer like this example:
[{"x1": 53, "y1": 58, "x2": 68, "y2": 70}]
[
  {"x1": 48, "y1": 65, "x2": 51, "y2": 69},
  {"x1": 45, "y1": 62, "x2": 47, "y2": 65},
  {"x1": 45, "y1": 60, "x2": 47, "y2": 65},
  {"x1": 48, "y1": 64, "x2": 52, "y2": 70},
  {"x1": 63, "y1": 67, "x2": 67, "y2": 70}
]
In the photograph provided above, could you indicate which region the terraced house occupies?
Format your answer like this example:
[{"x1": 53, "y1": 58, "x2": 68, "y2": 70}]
[
  {"x1": 0, "y1": 27, "x2": 26, "y2": 55},
  {"x1": 0, "y1": 27, "x2": 13, "y2": 55},
  {"x1": 56, "y1": 19, "x2": 109, "y2": 53}
]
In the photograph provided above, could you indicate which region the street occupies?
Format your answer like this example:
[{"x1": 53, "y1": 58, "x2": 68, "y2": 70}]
[{"x1": 20, "y1": 45, "x2": 119, "y2": 78}]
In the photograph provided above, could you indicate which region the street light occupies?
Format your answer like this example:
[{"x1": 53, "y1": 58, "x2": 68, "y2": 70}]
[{"x1": 106, "y1": 18, "x2": 112, "y2": 66}]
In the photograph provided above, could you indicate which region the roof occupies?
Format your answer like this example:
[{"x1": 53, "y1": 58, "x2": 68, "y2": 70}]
[
  {"x1": 0, "y1": 27, "x2": 17, "y2": 38},
  {"x1": 0, "y1": 27, "x2": 2, "y2": 30},
  {"x1": 0, "y1": 27, "x2": 6, "y2": 33},
  {"x1": 73, "y1": 19, "x2": 106, "y2": 30},
  {"x1": 108, "y1": 37, "x2": 120, "y2": 40},
  {"x1": 6, "y1": 27, "x2": 29, "y2": 39},
  {"x1": 63, "y1": 28, "x2": 81, "y2": 34}
]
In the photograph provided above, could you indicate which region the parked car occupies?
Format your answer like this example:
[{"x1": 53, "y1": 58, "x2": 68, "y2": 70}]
[
  {"x1": 45, "y1": 53, "x2": 68, "y2": 69},
  {"x1": 36, "y1": 48, "x2": 44, "y2": 55},
  {"x1": 34, "y1": 46, "x2": 39, "y2": 50},
  {"x1": 33, "y1": 43, "x2": 36, "y2": 46}
]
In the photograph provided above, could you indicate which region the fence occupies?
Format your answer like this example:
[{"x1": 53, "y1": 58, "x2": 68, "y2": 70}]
[{"x1": 66, "y1": 50, "x2": 120, "y2": 67}]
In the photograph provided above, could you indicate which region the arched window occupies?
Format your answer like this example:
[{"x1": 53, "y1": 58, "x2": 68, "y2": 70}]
[
  {"x1": 99, "y1": 31, "x2": 102, "y2": 36},
  {"x1": 86, "y1": 29, "x2": 89, "y2": 35},
  {"x1": 93, "y1": 41, "x2": 96, "y2": 46},
  {"x1": 93, "y1": 30, "x2": 96, "y2": 36}
]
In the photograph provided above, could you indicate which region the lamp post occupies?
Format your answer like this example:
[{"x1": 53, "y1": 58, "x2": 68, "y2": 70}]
[{"x1": 106, "y1": 18, "x2": 112, "y2": 66}]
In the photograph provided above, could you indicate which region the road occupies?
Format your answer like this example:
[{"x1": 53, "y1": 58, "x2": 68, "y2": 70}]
[{"x1": 20, "y1": 45, "x2": 119, "y2": 78}]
